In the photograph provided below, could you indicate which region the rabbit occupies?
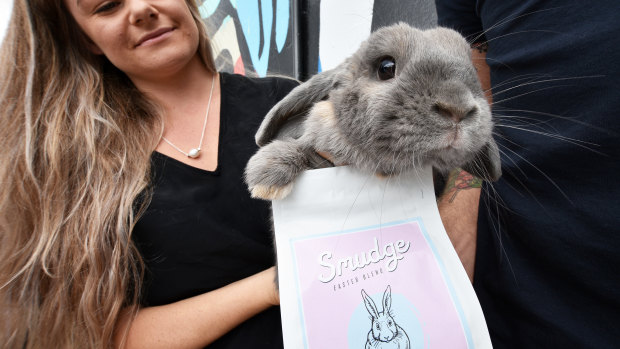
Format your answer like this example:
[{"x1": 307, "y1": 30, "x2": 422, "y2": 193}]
[
  {"x1": 362, "y1": 285, "x2": 411, "y2": 349},
  {"x1": 245, "y1": 22, "x2": 501, "y2": 200}
]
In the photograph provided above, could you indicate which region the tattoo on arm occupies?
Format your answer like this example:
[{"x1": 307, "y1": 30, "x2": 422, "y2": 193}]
[
  {"x1": 445, "y1": 168, "x2": 482, "y2": 203},
  {"x1": 471, "y1": 42, "x2": 489, "y2": 53}
]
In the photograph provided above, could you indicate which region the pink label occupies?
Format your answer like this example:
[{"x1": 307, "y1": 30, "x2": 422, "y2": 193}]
[{"x1": 291, "y1": 220, "x2": 469, "y2": 348}]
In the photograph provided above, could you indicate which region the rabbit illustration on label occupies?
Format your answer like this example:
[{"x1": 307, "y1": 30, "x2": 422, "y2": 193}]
[
  {"x1": 362, "y1": 285, "x2": 411, "y2": 349},
  {"x1": 245, "y1": 22, "x2": 501, "y2": 200}
]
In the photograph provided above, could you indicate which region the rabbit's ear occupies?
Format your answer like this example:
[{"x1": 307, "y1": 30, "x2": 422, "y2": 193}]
[
  {"x1": 382, "y1": 285, "x2": 392, "y2": 312},
  {"x1": 361, "y1": 289, "x2": 379, "y2": 318},
  {"x1": 463, "y1": 139, "x2": 502, "y2": 182},
  {"x1": 255, "y1": 67, "x2": 343, "y2": 146}
]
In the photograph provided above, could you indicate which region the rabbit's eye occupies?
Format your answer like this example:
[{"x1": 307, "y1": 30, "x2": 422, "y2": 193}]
[
  {"x1": 377, "y1": 57, "x2": 396, "y2": 80},
  {"x1": 376, "y1": 323, "x2": 381, "y2": 330}
]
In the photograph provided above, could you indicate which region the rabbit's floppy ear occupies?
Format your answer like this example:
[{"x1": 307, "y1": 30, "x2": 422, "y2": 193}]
[
  {"x1": 361, "y1": 289, "x2": 380, "y2": 318},
  {"x1": 463, "y1": 138, "x2": 502, "y2": 182},
  {"x1": 255, "y1": 67, "x2": 343, "y2": 146},
  {"x1": 382, "y1": 285, "x2": 392, "y2": 312}
]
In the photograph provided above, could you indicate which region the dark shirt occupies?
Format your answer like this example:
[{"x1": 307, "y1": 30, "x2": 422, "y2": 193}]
[
  {"x1": 436, "y1": 1, "x2": 620, "y2": 348},
  {"x1": 132, "y1": 72, "x2": 298, "y2": 348}
]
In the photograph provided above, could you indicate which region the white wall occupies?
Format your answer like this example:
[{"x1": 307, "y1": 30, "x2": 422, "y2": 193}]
[
  {"x1": 0, "y1": 0, "x2": 14, "y2": 43},
  {"x1": 319, "y1": 0, "x2": 374, "y2": 71}
]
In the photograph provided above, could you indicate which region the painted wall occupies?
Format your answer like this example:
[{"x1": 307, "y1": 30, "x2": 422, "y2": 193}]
[
  {"x1": 202, "y1": 0, "x2": 437, "y2": 80},
  {"x1": 200, "y1": 0, "x2": 297, "y2": 77}
]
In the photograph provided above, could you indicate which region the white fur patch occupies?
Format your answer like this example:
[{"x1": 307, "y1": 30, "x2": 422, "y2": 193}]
[{"x1": 251, "y1": 183, "x2": 294, "y2": 200}]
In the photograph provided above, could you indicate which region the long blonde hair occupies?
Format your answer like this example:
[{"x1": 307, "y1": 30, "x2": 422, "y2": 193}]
[{"x1": 0, "y1": 0, "x2": 215, "y2": 347}]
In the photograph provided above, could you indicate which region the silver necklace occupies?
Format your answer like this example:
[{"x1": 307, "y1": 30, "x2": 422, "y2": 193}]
[{"x1": 161, "y1": 75, "x2": 215, "y2": 159}]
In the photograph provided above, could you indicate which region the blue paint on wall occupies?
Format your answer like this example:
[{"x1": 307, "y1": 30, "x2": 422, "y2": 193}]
[
  {"x1": 236, "y1": 0, "x2": 290, "y2": 76},
  {"x1": 237, "y1": 0, "x2": 270, "y2": 76},
  {"x1": 199, "y1": 0, "x2": 220, "y2": 18},
  {"x1": 275, "y1": 0, "x2": 290, "y2": 52}
]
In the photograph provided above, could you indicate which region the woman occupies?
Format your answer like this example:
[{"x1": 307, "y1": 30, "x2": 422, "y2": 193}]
[{"x1": 0, "y1": 0, "x2": 296, "y2": 347}]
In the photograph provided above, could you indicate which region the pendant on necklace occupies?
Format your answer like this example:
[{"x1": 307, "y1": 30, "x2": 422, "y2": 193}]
[{"x1": 188, "y1": 148, "x2": 201, "y2": 159}]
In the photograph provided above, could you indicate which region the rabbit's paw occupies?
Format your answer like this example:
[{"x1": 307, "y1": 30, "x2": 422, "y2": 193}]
[
  {"x1": 245, "y1": 140, "x2": 310, "y2": 200},
  {"x1": 250, "y1": 183, "x2": 294, "y2": 200}
]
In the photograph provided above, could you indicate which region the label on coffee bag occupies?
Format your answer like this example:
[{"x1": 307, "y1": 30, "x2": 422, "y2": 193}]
[{"x1": 291, "y1": 219, "x2": 468, "y2": 348}]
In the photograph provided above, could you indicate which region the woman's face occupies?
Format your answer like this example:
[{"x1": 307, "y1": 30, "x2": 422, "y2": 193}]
[{"x1": 64, "y1": 0, "x2": 200, "y2": 81}]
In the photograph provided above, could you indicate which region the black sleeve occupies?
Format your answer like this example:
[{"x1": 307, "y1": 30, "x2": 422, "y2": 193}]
[
  {"x1": 263, "y1": 76, "x2": 300, "y2": 110},
  {"x1": 273, "y1": 76, "x2": 300, "y2": 100},
  {"x1": 435, "y1": 0, "x2": 486, "y2": 44}
]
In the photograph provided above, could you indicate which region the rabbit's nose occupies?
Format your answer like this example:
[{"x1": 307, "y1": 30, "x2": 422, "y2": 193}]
[{"x1": 433, "y1": 103, "x2": 477, "y2": 123}]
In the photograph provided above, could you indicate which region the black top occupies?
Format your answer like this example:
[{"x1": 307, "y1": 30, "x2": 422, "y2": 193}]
[
  {"x1": 436, "y1": 1, "x2": 620, "y2": 348},
  {"x1": 132, "y1": 72, "x2": 298, "y2": 348}
]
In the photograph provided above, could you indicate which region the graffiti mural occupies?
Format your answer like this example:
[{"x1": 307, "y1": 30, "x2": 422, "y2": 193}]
[
  {"x1": 200, "y1": 0, "x2": 437, "y2": 79},
  {"x1": 201, "y1": 0, "x2": 297, "y2": 78}
]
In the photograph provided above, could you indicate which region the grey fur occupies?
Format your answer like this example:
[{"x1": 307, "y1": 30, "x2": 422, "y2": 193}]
[{"x1": 246, "y1": 23, "x2": 501, "y2": 200}]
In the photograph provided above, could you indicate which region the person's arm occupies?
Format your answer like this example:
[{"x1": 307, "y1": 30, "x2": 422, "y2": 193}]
[
  {"x1": 437, "y1": 168, "x2": 482, "y2": 282},
  {"x1": 114, "y1": 267, "x2": 279, "y2": 349},
  {"x1": 471, "y1": 43, "x2": 492, "y2": 104},
  {"x1": 437, "y1": 46, "x2": 491, "y2": 282}
]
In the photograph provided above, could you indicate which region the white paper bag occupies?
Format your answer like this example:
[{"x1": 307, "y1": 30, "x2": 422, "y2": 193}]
[{"x1": 272, "y1": 166, "x2": 492, "y2": 349}]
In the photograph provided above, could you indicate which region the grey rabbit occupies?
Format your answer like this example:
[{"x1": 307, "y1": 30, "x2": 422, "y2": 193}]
[
  {"x1": 362, "y1": 286, "x2": 410, "y2": 349},
  {"x1": 245, "y1": 22, "x2": 501, "y2": 200}
]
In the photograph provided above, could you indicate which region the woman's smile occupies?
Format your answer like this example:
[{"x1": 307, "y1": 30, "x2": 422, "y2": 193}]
[{"x1": 135, "y1": 27, "x2": 175, "y2": 47}]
